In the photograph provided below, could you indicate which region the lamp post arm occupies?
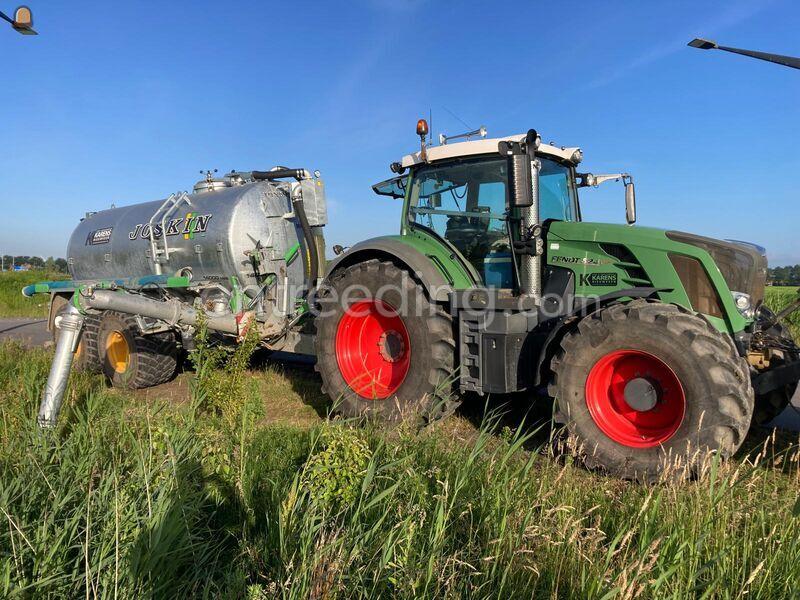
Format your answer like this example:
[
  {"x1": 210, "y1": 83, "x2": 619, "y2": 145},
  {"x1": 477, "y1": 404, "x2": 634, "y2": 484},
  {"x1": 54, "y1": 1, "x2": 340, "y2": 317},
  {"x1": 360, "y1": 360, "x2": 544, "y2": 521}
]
[{"x1": 717, "y1": 44, "x2": 800, "y2": 70}]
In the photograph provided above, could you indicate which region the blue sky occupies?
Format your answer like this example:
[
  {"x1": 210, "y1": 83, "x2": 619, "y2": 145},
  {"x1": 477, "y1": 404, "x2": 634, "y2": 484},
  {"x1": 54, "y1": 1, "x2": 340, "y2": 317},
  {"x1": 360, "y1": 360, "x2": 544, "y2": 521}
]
[{"x1": 1, "y1": 0, "x2": 799, "y2": 264}]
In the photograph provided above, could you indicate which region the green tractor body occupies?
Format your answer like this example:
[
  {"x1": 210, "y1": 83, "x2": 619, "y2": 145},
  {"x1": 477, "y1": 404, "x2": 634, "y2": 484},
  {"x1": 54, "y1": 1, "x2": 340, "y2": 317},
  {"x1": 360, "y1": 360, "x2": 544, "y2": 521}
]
[
  {"x1": 317, "y1": 126, "x2": 799, "y2": 479},
  {"x1": 25, "y1": 123, "x2": 799, "y2": 480}
]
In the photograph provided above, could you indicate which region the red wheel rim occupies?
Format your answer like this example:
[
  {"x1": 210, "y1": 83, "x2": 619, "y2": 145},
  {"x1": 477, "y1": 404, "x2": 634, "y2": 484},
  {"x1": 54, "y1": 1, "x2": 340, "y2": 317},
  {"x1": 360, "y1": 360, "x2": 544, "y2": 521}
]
[
  {"x1": 585, "y1": 350, "x2": 686, "y2": 448},
  {"x1": 335, "y1": 299, "x2": 411, "y2": 399}
]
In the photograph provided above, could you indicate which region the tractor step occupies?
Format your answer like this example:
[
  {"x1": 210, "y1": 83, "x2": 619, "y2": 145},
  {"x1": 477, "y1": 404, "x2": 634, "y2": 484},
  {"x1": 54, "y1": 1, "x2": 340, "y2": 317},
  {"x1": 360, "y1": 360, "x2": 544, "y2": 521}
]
[{"x1": 458, "y1": 310, "x2": 536, "y2": 395}]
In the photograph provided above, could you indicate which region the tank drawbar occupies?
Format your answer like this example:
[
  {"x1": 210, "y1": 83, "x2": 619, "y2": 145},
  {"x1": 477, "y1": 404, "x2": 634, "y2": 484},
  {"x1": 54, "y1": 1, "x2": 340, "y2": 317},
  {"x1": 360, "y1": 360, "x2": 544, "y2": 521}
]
[{"x1": 37, "y1": 288, "x2": 252, "y2": 428}]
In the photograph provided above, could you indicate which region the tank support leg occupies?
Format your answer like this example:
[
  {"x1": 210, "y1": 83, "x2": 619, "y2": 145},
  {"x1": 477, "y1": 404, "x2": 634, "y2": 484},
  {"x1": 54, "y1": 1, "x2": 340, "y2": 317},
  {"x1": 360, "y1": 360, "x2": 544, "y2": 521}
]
[{"x1": 38, "y1": 303, "x2": 84, "y2": 428}]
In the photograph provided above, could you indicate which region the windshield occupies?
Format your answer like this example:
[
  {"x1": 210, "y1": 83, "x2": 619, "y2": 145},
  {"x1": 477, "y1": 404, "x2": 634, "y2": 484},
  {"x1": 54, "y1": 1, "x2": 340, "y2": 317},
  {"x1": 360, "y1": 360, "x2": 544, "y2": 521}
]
[
  {"x1": 540, "y1": 158, "x2": 578, "y2": 221},
  {"x1": 408, "y1": 155, "x2": 577, "y2": 287}
]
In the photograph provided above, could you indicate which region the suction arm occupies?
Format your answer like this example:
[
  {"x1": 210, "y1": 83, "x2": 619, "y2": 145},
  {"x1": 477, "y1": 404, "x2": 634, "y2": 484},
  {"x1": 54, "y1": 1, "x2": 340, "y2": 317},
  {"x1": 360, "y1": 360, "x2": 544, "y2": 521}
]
[{"x1": 251, "y1": 168, "x2": 310, "y2": 181}]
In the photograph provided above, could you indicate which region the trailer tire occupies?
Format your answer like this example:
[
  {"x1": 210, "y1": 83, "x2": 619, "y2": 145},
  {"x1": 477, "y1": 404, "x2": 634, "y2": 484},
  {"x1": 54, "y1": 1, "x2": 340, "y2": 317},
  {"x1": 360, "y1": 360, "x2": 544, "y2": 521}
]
[
  {"x1": 550, "y1": 299, "x2": 753, "y2": 481},
  {"x1": 314, "y1": 259, "x2": 458, "y2": 423},
  {"x1": 52, "y1": 297, "x2": 102, "y2": 374},
  {"x1": 97, "y1": 311, "x2": 179, "y2": 389}
]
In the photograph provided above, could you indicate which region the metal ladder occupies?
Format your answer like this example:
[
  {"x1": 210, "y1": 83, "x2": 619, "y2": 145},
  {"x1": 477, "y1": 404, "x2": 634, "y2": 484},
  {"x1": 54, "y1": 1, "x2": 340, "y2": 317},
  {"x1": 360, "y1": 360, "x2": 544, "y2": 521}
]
[{"x1": 147, "y1": 191, "x2": 192, "y2": 275}]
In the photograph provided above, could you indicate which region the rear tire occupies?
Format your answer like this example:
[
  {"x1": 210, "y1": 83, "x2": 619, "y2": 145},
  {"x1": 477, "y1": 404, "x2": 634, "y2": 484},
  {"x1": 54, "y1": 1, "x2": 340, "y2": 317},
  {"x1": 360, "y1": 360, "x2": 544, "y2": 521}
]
[
  {"x1": 97, "y1": 311, "x2": 179, "y2": 389},
  {"x1": 314, "y1": 259, "x2": 458, "y2": 422},
  {"x1": 550, "y1": 299, "x2": 753, "y2": 481}
]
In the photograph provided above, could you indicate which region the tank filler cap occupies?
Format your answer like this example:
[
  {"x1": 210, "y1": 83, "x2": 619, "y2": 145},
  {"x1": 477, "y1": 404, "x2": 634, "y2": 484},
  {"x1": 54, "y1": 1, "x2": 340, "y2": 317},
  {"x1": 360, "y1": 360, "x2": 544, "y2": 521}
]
[{"x1": 193, "y1": 169, "x2": 232, "y2": 194}]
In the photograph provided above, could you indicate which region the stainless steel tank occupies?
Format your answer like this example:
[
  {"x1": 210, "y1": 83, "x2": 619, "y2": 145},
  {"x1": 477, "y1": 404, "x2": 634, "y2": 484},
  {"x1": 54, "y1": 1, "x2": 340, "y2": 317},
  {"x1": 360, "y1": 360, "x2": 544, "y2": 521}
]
[{"x1": 67, "y1": 176, "x2": 324, "y2": 294}]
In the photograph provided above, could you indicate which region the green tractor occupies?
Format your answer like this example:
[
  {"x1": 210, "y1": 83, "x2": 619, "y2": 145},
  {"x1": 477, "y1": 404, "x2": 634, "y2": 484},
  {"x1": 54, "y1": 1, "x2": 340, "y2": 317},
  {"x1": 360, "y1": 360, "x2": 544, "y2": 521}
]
[{"x1": 314, "y1": 121, "x2": 800, "y2": 479}]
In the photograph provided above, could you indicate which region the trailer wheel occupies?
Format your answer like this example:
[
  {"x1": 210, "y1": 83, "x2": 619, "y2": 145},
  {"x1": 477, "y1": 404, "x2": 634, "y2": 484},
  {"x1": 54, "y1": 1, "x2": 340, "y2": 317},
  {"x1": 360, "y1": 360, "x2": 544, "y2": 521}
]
[
  {"x1": 97, "y1": 311, "x2": 179, "y2": 389},
  {"x1": 314, "y1": 259, "x2": 458, "y2": 422},
  {"x1": 52, "y1": 296, "x2": 102, "y2": 373},
  {"x1": 550, "y1": 299, "x2": 753, "y2": 481}
]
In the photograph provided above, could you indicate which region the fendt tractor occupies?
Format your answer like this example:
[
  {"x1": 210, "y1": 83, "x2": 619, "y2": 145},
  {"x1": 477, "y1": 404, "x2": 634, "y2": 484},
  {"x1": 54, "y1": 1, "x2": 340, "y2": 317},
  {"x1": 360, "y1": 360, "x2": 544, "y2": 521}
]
[{"x1": 26, "y1": 122, "x2": 800, "y2": 479}]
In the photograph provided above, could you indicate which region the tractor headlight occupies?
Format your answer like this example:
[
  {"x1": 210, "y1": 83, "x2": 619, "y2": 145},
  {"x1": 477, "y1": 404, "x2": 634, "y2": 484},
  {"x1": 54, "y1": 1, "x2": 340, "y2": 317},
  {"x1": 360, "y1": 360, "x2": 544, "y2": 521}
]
[{"x1": 732, "y1": 291, "x2": 754, "y2": 319}]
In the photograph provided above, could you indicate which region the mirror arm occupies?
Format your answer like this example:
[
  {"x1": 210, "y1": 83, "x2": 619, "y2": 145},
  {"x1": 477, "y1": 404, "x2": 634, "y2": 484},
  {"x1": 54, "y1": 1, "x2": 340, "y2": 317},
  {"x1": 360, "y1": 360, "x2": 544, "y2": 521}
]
[{"x1": 579, "y1": 173, "x2": 630, "y2": 188}]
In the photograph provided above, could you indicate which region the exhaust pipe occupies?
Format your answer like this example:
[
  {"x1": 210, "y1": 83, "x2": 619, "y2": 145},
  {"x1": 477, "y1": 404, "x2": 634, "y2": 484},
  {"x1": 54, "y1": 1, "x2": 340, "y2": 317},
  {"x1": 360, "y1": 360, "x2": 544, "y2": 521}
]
[
  {"x1": 37, "y1": 288, "x2": 245, "y2": 427},
  {"x1": 519, "y1": 156, "x2": 541, "y2": 298}
]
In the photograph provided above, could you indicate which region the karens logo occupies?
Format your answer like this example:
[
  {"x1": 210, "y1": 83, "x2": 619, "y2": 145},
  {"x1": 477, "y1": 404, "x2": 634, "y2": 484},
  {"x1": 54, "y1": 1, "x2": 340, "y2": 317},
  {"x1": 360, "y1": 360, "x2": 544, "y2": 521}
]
[{"x1": 128, "y1": 213, "x2": 213, "y2": 240}]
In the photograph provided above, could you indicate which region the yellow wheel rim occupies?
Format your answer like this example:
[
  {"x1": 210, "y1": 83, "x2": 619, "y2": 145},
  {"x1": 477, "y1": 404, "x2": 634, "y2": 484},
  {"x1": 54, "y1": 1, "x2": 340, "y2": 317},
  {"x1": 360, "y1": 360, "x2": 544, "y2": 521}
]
[{"x1": 105, "y1": 331, "x2": 130, "y2": 374}]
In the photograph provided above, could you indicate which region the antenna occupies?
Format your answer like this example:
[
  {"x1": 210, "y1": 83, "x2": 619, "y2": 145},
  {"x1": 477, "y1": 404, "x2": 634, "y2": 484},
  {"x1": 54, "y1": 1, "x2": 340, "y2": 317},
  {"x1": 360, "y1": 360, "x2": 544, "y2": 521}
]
[{"x1": 442, "y1": 106, "x2": 473, "y2": 130}]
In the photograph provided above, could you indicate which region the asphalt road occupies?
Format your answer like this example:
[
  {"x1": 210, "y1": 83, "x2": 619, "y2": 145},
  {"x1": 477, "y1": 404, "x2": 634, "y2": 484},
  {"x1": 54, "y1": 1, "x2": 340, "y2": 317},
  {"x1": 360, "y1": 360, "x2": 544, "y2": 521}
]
[
  {"x1": 1, "y1": 317, "x2": 798, "y2": 431},
  {"x1": 0, "y1": 318, "x2": 51, "y2": 348}
]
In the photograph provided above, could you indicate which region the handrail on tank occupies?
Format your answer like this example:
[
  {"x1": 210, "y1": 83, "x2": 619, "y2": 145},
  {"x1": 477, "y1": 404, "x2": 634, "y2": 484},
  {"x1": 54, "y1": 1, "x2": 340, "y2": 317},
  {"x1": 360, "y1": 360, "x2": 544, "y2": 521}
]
[{"x1": 146, "y1": 192, "x2": 192, "y2": 275}]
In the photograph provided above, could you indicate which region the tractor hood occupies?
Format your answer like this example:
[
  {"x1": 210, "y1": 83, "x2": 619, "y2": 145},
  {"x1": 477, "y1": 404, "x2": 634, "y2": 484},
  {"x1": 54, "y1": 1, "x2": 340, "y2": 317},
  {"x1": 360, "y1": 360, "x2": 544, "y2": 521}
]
[
  {"x1": 665, "y1": 231, "x2": 768, "y2": 306},
  {"x1": 548, "y1": 221, "x2": 767, "y2": 306}
]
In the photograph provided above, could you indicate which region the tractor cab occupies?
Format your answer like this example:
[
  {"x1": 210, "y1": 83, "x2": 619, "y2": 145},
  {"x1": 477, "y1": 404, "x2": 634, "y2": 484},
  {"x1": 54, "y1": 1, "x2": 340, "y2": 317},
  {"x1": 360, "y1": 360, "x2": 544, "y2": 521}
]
[{"x1": 373, "y1": 125, "x2": 629, "y2": 290}]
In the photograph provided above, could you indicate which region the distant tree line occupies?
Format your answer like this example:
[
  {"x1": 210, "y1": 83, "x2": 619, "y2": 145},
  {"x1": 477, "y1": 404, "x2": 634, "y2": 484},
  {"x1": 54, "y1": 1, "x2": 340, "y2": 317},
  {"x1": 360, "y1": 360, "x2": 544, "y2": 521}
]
[
  {"x1": 769, "y1": 265, "x2": 800, "y2": 286},
  {"x1": 1, "y1": 255, "x2": 69, "y2": 273},
  {"x1": 2, "y1": 255, "x2": 799, "y2": 283}
]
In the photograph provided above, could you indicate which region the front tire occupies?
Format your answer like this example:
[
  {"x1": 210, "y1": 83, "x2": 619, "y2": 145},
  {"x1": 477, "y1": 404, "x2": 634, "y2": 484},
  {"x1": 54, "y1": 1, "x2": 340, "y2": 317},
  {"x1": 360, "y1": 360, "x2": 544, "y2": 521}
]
[
  {"x1": 550, "y1": 300, "x2": 753, "y2": 480},
  {"x1": 314, "y1": 259, "x2": 458, "y2": 422}
]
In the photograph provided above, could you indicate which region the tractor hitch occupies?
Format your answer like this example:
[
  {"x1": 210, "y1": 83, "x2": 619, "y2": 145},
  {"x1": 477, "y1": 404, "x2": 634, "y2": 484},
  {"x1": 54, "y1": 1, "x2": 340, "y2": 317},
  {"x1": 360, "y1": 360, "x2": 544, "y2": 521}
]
[{"x1": 752, "y1": 360, "x2": 800, "y2": 396}]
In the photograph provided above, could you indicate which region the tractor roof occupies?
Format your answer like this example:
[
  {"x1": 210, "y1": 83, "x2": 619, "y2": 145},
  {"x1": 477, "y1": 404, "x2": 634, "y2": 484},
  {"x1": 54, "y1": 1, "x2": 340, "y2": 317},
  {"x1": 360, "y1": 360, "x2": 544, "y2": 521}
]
[{"x1": 400, "y1": 134, "x2": 581, "y2": 168}]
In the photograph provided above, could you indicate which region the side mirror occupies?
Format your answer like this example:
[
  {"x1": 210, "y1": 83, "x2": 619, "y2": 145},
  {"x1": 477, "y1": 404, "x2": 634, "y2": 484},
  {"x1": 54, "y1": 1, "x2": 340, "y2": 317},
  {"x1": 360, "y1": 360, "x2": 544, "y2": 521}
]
[
  {"x1": 624, "y1": 177, "x2": 636, "y2": 225},
  {"x1": 508, "y1": 153, "x2": 533, "y2": 208},
  {"x1": 430, "y1": 192, "x2": 442, "y2": 208},
  {"x1": 501, "y1": 130, "x2": 540, "y2": 210},
  {"x1": 499, "y1": 141, "x2": 533, "y2": 209}
]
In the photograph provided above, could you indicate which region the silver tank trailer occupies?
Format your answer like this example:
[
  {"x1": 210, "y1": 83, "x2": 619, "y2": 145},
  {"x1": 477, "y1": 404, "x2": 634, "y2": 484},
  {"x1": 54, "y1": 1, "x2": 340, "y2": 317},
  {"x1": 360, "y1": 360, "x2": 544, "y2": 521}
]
[{"x1": 67, "y1": 175, "x2": 326, "y2": 299}]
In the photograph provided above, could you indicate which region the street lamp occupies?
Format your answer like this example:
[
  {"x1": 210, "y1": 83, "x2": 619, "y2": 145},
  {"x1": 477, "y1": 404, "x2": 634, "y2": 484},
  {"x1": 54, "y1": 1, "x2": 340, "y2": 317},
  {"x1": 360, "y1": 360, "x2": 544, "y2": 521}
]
[
  {"x1": 688, "y1": 38, "x2": 800, "y2": 70},
  {"x1": 0, "y1": 5, "x2": 36, "y2": 35}
]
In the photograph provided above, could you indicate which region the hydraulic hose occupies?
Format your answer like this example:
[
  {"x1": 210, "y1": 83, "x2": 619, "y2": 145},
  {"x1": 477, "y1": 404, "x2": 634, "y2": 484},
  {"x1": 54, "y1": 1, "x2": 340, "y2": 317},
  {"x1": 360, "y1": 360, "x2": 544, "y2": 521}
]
[
  {"x1": 292, "y1": 195, "x2": 320, "y2": 290},
  {"x1": 251, "y1": 168, "x2": 308, "y2": 181}
]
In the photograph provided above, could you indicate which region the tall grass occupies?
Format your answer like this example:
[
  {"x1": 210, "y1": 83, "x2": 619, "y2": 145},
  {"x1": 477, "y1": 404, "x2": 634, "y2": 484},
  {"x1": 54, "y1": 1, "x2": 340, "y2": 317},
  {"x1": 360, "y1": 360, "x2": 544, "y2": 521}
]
[
  {"x1": 0, "y1": 271, "x2": 68, "y2": 318},
  {"x1": 765, "y1": 287, "x2": 800, "y2": 340},
  {"x1": 0, "y1": 341, "x2": 799, "y2": 598}
]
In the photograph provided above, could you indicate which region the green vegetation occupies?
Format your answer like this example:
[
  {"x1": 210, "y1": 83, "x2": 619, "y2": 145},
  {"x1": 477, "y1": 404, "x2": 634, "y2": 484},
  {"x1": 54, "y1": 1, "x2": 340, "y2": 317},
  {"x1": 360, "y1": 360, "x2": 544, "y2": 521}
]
[
  {"x1": 0, "y1": 271, "x2": 68, "y2": 318},
  {"x1": 769, "y1": 265, "x2": 800, "y2": 287},
  {"x1": 0, "y1": 256, "x2": 68, "y2": 273},
  {"x1": 1, "y1": 340, "x2": 799, "y2": 598},
  {"x1": 765, "y1": 286, "x2": 800, "y2": 339},
  {"x1": 0, "y1": 277, "x2": 798, "y2": 596}
]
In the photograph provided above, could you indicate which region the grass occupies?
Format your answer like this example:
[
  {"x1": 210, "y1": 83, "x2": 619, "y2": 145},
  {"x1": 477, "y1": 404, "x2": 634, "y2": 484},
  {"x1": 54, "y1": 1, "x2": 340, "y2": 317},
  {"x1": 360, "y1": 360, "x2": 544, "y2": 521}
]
[
  {"x1": 0, "y1": 271, "x2": 68, "y2": 318},
  {"x1": 0, "y1": 342, "x2": 799, "y2": 598},
  {"x1": 0, "y1": 276, "x2": 798, "y2": 596},
  {"x1": 765, "y1": 286, "x2": 800, "y2": 339}
]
